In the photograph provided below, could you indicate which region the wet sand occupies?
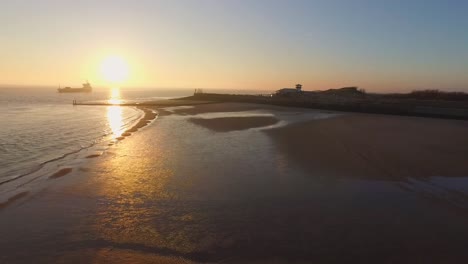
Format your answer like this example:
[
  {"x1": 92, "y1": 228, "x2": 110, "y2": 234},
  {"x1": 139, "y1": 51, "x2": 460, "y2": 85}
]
[
  {"x1": 0, "y1": 191, "x2": 29, "y2": 210},
  {"x1": 125, "y1": 107, "x2": 158, "y2": 133},
  {"x1": 171, "y1": 102, "x2": 265, "y2": 115},
  {"x1": 1, "y1": 102, "x2": 468, "y2": 263},
  {"x1": 190, "y1": 116, "x2": 279, "y2": 132},
  {"x1": 266, "y1": 113, "x2": 468, "y2": 180},
  {"x1": 48, "y1": 168, "x2": 73, "y2": 179}
]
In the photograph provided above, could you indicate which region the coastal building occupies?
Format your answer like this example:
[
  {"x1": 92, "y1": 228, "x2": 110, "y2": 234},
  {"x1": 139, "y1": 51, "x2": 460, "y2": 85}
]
[
  {"x1": 322, "y1": 86, "x2": 360, "y2": 94},
  {"x1": 275, "y1": 84, "x2": 303, "y2": 96},
  {"x1": 194, "y1": 88, "x2": 204, "y2": 95}
]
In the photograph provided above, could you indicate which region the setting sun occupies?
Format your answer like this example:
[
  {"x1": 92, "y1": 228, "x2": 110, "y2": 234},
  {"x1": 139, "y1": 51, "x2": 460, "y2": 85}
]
[{"x1": 100, "y1": 56, "x2": 129, "y2": 83}]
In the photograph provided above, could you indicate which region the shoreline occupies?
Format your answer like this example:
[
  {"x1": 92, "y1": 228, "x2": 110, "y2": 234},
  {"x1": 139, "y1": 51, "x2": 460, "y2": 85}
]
[
  {"x1": 1, "y1": 101, "x2": 468, "y2": 262},
  {"x1": 73, "y1": 93, "x2": 468, "y2": 120},
  {"x1": 0, "y1": 105, "x2": 157, "y2": 207},
  {"x1": 12, "y1": 98, "x2": 467, "y2": 189},
  {"x1": 266, "y1": 113, "x2": 468, "y2": 181},
  {"x1": 180, "y1": 93, "x2": 468, "y2": 120},
  {"x1": 115, "y1": 106, "x2": 158, "y2": 138}
]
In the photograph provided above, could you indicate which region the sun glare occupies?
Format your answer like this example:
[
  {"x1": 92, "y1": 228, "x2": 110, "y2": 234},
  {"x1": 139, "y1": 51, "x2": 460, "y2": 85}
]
[
  {"x1": 100, "y1": 56, "x2": 129, "y2": 83},
  {"x1": 107, "y1": 106, "x2": 124, "y2": 139},
  {"x1": 108, "y1": 87, "x2": 122, "y2": 105}
]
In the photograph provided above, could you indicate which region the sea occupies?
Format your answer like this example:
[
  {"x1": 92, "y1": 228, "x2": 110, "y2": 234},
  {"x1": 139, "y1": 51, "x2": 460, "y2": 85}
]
[
  {"x1": 0, "y1": 87, "x2": 196, "y2": 192},
  {"x1": 0, "y1": 86, "x2": 273, "y2": 196}
]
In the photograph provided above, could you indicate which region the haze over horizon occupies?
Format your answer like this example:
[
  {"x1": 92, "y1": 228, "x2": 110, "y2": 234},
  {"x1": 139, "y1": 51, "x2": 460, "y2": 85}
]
[{"x1": 1, "y1": 0, "x2": 467, "y2": 92}]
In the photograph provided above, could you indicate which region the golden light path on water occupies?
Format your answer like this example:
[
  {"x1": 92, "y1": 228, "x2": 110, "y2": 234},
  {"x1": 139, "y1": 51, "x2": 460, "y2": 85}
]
[
  {"x1": 107, "y1": 106, "x2": 124, "y2": 139},
  {"x1": 100, "y1": 85, "x2": 197, "y2": 257},
  {"x1": 107, "y1": 88, "x2": 124, "y2": 139},
  {"x1": 108, "y1": 87, "x2": 122, "y2": 105}
]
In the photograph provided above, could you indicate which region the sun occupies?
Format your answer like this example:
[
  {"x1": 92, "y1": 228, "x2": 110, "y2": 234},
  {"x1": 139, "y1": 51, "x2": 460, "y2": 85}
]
[{"x1": 100, "y1": 56, "x2": 129, "y2": 83}]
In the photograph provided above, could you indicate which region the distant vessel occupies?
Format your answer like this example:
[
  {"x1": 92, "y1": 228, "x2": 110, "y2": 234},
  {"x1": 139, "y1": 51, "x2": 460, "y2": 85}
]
[{"x1": 58, "y1": 81, "x2": 92, "y2": 93}]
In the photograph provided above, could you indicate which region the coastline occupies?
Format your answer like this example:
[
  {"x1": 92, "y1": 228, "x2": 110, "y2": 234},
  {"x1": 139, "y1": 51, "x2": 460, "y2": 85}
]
[
  {"x1": 0, "y1": 100, "x2": 213, "y2": 207},
  {"x1": 266, "y1": 113, "x2": 468, "y2": 181},
  {"x1": 180, "y1": 92, "x2": 468, "y2": 120},
  {"x1": 0, "y1": 105, "x2": 152, "y2": 206},
  {"x1": 1, "y1": 101, "x2": 468, "y2": 263}
]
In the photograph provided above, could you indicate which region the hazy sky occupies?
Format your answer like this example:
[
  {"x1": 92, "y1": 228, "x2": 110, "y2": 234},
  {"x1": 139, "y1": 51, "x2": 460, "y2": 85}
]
[{"x1": 1, "y1": 0, "x2": 467, "y2": 92}]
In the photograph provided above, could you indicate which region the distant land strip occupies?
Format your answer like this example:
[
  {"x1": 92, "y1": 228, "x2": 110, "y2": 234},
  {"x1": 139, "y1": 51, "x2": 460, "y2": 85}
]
[
  {"x1": 181, "y1": 92, "x2": 468, "y2": 120},
  {"x1": 74, "y1": 90, "x2": 468, "y2": 120}
]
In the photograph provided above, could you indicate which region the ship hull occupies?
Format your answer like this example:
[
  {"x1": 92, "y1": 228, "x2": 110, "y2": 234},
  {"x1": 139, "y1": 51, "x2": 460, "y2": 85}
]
[{"x1": 57, "y1": 88, "x2": 92, "y2": 93}]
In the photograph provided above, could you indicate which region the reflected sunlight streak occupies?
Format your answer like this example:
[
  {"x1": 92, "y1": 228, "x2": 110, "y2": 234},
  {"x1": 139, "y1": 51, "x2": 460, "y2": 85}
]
[
  {"x1": 108, "y1": 87, "x2": 123, "y2": 105},
  {"x1": 107, "y1": 106, "x2": 124, "y2": 139}
]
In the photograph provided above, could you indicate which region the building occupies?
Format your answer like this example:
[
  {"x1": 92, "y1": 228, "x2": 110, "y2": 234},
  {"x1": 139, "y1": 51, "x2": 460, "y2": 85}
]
[{"x1": 275, "y1": 84, "x2": 303, "y2": 96}]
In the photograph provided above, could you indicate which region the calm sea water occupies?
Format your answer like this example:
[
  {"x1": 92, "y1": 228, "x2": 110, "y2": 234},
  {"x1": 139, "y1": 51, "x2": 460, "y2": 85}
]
[{"x1": 0, "y1": 87, "x2": 193, "y2": 185}]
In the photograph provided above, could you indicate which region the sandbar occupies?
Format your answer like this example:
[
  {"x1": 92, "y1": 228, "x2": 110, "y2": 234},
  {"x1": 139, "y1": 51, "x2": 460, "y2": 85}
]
[
  {"x1": 190, "y1": 116, "x2": 279, "y2": 132},
  {"x1": 266, "y1": 113, "x2": 468, "y2": 181}
]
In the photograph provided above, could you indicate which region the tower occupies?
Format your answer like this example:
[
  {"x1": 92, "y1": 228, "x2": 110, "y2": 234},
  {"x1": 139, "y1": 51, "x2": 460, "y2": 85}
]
[{"x1": 296, "y1": 84, "x2": 302, "y2": 92}]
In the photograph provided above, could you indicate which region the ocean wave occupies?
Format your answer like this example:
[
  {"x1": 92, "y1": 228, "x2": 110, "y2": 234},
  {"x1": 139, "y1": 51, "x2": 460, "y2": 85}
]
[{"x1": 0, "y1": 103, "x2": 143, "y2": 187}]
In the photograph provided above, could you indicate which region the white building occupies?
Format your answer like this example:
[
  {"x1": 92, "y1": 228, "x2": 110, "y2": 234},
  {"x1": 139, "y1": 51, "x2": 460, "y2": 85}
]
[{"x1": 275, "y1": 84, "x2": 303, "y2": 96}]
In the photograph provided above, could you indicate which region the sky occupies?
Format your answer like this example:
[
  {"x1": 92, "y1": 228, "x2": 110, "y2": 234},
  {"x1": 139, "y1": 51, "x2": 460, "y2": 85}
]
[{"x1": 1, "y1": 0, "x2": 467, "y2": 92}]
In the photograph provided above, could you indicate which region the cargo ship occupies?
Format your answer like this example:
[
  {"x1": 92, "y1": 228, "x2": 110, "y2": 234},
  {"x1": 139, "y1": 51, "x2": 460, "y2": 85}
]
[{"x1": 58, "y1": 81, "x2": 92, "y2": 93}]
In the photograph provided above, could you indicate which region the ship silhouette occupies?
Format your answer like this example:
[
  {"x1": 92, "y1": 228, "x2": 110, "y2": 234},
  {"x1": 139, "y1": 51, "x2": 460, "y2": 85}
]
[{"x1": 58, "y1": 81, "x2": 92, "y2": 93}]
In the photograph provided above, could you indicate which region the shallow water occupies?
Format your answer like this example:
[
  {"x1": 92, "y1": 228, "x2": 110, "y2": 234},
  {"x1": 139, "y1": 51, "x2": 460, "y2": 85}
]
[
  {"x1": 85, "y1": 106, "x2": 468, "y2": 262},
  {"x1": 0, "y1": 87, "x2": 191, "y2": 187},
  {"x1": 1, "y1": 101, "x2": 468, "y2": 263}
]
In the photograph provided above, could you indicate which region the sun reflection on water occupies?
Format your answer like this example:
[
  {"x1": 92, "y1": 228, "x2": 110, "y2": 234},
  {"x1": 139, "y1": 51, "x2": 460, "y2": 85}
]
[
  {"x1": 108, "y1": 87, "x2": 123, "y2": 105},
  {"x1": 107, "y1": 106, "x2": 124, "y2": 139},
  {"x1": 90, "y1": 131, "x2": 192, "y2": 254}
]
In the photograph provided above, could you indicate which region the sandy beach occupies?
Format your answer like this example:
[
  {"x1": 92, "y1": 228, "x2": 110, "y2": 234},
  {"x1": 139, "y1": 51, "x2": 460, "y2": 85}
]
[
  {"x1": 267, "y1": 113, "x2": 468, "y2": 180},
  {"x1": 1, "y1": 102, "x2": 468, "y2": 263}
]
